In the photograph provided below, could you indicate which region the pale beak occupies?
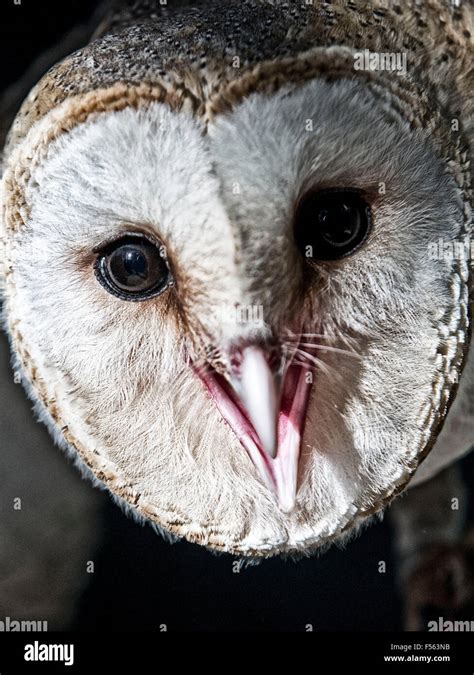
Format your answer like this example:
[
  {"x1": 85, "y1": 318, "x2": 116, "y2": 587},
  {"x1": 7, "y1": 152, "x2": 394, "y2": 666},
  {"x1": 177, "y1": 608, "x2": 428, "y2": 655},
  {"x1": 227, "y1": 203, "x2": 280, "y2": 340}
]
[{"x1": 231, "y1": 346, "x2": 279, "y2": 459}]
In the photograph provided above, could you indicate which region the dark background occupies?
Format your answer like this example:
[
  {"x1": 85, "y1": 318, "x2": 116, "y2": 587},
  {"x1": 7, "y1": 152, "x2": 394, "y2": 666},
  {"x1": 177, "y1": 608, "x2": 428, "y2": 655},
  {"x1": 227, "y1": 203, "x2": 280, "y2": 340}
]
[
  {"x1": 0, "y1": 0, "x2": 471, "y2": 632},
  {"x1": 0, "y1": 2, "x2": 94, "y2": 88}
]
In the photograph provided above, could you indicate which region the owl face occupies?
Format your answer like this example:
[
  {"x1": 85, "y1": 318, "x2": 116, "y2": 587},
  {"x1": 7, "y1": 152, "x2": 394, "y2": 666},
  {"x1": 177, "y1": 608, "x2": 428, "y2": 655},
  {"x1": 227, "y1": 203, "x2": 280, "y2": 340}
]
[{"x1": 1, "y1": 75, "x2": 469, "y2": 555}]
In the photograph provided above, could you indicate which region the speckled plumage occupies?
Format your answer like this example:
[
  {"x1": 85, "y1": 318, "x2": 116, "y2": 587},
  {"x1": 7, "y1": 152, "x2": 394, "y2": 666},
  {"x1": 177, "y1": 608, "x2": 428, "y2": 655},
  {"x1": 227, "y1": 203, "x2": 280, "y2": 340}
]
[
  {"x1": 5, "y1": 0, "x2": 473, "y2": 155},
  {"x1": 0, "y1": 0, "x2": 472, "y2": 557}
]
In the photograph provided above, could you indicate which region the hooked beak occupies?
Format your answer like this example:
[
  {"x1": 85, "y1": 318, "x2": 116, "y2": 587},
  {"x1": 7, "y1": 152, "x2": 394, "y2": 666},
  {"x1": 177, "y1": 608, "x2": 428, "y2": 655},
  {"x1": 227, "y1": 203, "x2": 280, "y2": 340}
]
[{"x1": 195, "y1": 344, "x2": 312, "y2": 512}]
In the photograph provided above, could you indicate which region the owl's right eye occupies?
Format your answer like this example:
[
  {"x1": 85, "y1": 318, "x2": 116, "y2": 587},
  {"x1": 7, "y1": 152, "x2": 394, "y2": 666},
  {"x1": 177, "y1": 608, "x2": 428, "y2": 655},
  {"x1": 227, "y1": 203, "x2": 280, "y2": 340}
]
[{"x1": 94, "y1": 234, "x2": 172, "y2": 301}]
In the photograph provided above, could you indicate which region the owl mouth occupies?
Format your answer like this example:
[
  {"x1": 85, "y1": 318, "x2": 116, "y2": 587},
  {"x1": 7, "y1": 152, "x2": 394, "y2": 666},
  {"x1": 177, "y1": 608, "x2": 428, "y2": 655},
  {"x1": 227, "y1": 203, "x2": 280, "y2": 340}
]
[{"x1": 195, "y1": 350, "x2": 312, "y2": 512}]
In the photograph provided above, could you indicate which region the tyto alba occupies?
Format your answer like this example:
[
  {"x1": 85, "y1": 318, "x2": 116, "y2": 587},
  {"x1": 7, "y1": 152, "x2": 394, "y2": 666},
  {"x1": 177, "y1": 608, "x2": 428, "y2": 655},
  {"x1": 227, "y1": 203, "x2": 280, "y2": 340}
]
[{"x1": 0, "y1": 0, "x2": 472, "y2": 558}]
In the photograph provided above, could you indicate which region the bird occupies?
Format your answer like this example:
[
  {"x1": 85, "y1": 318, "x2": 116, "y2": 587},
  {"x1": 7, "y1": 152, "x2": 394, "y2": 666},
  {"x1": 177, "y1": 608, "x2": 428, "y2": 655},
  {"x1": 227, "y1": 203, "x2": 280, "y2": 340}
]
[{"x1": 0, "y1": 0, "x2": 472, "y2": 561}]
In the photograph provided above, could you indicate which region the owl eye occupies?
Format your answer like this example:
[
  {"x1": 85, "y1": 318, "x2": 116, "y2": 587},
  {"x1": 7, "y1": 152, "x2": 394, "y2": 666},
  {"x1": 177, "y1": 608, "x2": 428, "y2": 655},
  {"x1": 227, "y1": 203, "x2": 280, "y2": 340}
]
[
  {"x1": 94, "y1": 234, "x2": 172, "y2": 301},
  {"x1": 294, "y1": 190, "x2": 372, "y2": 260}
]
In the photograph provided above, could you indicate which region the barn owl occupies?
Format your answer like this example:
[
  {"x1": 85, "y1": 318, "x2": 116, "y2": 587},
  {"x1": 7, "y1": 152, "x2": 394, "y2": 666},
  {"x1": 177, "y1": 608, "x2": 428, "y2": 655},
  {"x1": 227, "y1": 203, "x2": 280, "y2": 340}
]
[{"x1": 0, "y1": 0, "x2": 472, "y2": 560}]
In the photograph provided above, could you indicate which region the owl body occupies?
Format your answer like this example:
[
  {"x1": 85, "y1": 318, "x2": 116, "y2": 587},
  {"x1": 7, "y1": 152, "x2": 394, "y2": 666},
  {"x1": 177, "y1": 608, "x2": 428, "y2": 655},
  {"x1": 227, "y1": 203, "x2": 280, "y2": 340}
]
[{"x1": 0, "y1": 0, "x2": 472, "y2": 556}]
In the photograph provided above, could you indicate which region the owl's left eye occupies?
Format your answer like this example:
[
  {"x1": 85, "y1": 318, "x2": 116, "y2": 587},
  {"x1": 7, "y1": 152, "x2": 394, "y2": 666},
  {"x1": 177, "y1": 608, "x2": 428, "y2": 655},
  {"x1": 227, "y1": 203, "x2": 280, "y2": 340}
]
[
  {"x1": 94, "y1": 234, "x2": 172, "y2": 301},
  {"x1": 294, "y1": 189, "x2": 372, "y2": 261}
]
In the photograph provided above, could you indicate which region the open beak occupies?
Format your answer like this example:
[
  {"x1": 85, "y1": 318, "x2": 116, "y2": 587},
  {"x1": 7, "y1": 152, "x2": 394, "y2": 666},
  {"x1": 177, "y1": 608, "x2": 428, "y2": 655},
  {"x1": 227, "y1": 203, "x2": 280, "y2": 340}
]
[{"x1": 195, "y1": 345, "x2": 312, "y2": 512}]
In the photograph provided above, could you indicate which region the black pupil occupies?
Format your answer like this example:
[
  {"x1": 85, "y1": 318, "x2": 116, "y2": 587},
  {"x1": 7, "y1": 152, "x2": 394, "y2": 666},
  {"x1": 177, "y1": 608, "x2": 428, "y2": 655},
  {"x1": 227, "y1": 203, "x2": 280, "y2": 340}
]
[
  {"x1": 97, "y1": 236, "x2": 169, "y2": 299},
  {"x1": 110, "y1": 246, "x2": 149, "y2": 289},
  {"x1": 295, "y1": 191, "x2": 370, "y2": 260},
  {"x1": 318, "y1": 202, "x2": 360, "y2": 247}
]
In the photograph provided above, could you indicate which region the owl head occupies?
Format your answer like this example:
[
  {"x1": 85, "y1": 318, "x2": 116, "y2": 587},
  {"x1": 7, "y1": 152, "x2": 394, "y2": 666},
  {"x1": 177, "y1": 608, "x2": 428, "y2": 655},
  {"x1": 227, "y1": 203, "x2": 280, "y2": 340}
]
[{"x1": 1, "y1": 0, "x2": 472, "y2": 556}]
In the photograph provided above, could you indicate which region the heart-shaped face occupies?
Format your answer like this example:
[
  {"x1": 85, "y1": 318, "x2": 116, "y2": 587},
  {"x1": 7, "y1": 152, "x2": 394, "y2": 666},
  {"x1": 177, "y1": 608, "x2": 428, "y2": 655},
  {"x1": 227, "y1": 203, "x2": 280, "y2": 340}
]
[{"x1": 1, "y1": 2, "x2": 472, "y2": 556}]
